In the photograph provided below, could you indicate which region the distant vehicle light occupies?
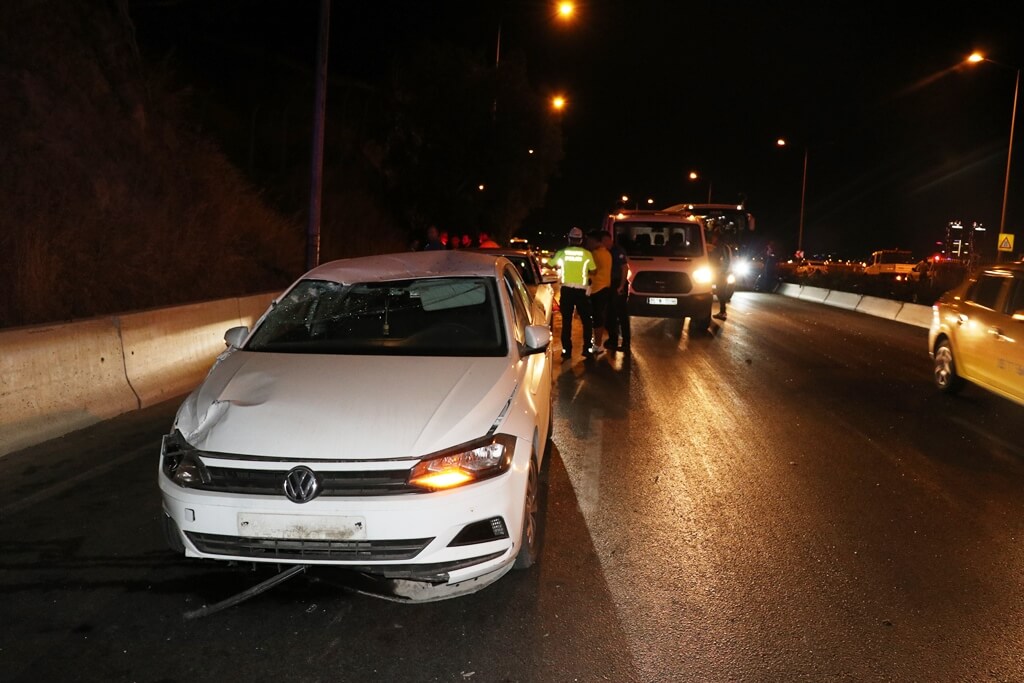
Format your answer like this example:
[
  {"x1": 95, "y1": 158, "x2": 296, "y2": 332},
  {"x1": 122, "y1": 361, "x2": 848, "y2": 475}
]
[{"x1": 732, "y1": 260, "x2": 751, "y2": 277}]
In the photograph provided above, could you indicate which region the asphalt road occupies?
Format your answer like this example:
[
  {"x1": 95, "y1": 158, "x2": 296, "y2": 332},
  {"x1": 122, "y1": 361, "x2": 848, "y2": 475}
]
[{"x1": 3, "y1": 292, "x2": 1024, "y2": 682}]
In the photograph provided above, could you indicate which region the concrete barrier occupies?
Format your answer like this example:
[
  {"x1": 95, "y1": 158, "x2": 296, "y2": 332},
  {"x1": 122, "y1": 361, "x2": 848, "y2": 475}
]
[
  {"x1": 236, "y1": 292, "x2": 277, "y2": 329},
  {"x1": 895, "y1": 303, "x2": 934, "y2": 329},
  {"x1": 0, "y1": 319, "x2": 139, "y2": 456},
  {"x1": 798, "y1": 286, "x2": 830, "y2": 303},
  {"x1": 777, "y1": 283, "x2": 802, "y2": 298},
  {"x1": 0, "y1": 291, "x2": 279, "y2": 458},
  {"x1": 823, "y1": 290, "x2": 863, "y2": 311},
  {"x1": 774, "y1": 284, "x2": 928, "y2": 327},
  {"x1": 119, "y1": 299, "x2": 246, "y2": 409},
  {"x1": 856, "y1": 296, "x2": 904, "y2": 321}
]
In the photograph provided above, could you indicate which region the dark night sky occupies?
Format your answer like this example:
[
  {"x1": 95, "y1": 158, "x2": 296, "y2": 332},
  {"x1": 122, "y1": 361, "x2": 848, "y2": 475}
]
[{"x1": 131, "y1": 1, "x2": 1023, "y2": 259}]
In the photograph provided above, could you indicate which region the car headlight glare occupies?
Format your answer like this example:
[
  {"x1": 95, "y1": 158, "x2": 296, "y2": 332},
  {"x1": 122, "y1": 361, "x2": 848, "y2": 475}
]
[
  {"x1": 161, "y1": 430, "x2": 210, "y2": 488},
  {"x1": 732, "y1": 260, "x2": 750, "y2": 277},
  {"x1": 726, "y1": 273, "x2": 736, "y2": 285},
  {"x1": 408, "y1": 434, "x2": 516, "y2": 491},
  {"x1": 693, "y1": 266, "x2": 712, "y2": 285}
]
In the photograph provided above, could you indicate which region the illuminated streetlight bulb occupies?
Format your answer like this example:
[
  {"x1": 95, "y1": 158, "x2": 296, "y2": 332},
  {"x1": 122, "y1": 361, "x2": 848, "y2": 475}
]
[
  {"x1": 646, "y1": 198, "x2": 654, "y2": 205},
  {"x1": 967, "y1": 52, "x2": 984, "y2": 63},
  {"x1": 776, "y1": 138, "x2": 787, "y2": 147},
  {"x1": 688, "y1": 171, "x2": 699, "y2": 180},
  {"x1": 557, "y1": 2, "x2": 575, "y2": 20},
  {"x1": 621, "y1": 195, "x2": 629, "y2": 202},
  {"x1": 551, "y1": 95, "x2": 567, "y2": 111},
  {"x1": 478, "y1": 184, "x2": 485, "y2": 191}
]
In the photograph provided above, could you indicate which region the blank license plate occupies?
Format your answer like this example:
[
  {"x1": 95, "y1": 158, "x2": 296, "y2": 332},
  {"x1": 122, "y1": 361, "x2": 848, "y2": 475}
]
[
  {"x1": 648, "y1": 297, "x2": 678, "y2": 305},
  {"x1": 237, "y1": 513, "x2": 367, "y2": 540}
]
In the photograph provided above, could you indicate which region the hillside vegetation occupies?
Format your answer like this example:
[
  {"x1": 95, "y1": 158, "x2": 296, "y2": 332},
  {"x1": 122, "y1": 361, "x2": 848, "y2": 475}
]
[{"x1": 0, "y1": 0, "x2": 307, "y2": 327}]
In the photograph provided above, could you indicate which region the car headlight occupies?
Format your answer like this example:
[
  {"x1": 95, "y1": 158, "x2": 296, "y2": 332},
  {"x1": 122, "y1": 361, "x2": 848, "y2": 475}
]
[
  {"x1": 161, "y1": 429, "x2": 210, "y2": 488},
  {"x1": 408, "y1": 434, "x2": 516, "y2": 491},
  {"x1": 693, "y1": 266, "x2": 712, "y2": 285},
  {"x1": 726, "y1": 273, "x2": 736, "y2": 285},
  {"x1": 732, "y1": 260, "x2": 750, "y2": 277}
]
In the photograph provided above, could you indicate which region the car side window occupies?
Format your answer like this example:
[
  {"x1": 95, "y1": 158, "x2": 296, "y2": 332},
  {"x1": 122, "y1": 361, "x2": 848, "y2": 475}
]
[
  {"x1": 1006, "y1": 277, "x2": 1024, "y2": 316},
  {"x1": 503, "y1": 269, "x2": 530, "y2": 344},
  {"x1": 967, "y1": 274, "x2": 1007, "y2": 310}
]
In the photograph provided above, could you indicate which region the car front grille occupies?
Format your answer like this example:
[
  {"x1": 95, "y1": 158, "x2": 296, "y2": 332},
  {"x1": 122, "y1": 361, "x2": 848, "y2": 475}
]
[
  {"x1": 185, "y1": 532, "x2": 433, "y2": 561},
  {"x1": 632, "y1": 271, "x2": 692, "y2": 294},
  {"x1": 196, "y1": 466, "x2": 421, "y2": 496}
]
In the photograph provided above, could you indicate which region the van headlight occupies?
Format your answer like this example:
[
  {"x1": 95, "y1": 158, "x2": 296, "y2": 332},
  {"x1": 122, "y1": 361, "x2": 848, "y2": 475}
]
[
  {"x1": 408, "y1": 434, "x2": 516, "y2": 491},
  {"x1": 693, "y1": 267, "x2": 712, "y2": 285}
]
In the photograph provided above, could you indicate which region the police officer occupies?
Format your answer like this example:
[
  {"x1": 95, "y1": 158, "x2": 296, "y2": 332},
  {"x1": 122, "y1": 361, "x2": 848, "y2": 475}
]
[{"x1": 548, "y1": 227, "x2": 597, "y2": 360}]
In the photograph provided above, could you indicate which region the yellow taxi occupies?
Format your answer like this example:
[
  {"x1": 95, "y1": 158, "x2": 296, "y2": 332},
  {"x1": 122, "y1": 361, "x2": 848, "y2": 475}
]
[{"x1": 929, "y1": 262, "x2": 1024, "y2": 406}]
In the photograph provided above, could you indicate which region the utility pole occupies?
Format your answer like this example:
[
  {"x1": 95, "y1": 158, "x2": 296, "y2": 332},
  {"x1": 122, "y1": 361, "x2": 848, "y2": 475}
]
[{"x1": 306, "y1": 0, "x2": 330, "y2": 271}]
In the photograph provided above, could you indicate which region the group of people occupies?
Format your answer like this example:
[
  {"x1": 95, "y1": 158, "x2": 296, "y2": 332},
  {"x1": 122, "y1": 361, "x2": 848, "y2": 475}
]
[
  {"x1": 418, "y1": 225, "x2": 499, "y2": 251},
  {"x1": 547, "y1": 227, "x2": 630, "y2": 360}
]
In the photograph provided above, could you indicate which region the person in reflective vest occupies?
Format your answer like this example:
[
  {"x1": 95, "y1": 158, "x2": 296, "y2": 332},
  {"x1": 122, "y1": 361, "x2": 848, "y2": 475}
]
[{"x1": 548, "y1": 227, "x2": 597, "y2": 359}]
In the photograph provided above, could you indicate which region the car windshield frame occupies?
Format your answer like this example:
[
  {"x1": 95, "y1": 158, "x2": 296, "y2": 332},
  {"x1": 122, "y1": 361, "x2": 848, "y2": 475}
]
[{"x1": 245, "y1": 276, "x2": 509, "y2": 357}]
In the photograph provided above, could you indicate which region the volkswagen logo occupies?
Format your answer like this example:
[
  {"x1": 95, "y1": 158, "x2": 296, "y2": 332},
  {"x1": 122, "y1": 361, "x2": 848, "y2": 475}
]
[{"x1": 283, "y1": 466, "x2": 321, "y2": 504}]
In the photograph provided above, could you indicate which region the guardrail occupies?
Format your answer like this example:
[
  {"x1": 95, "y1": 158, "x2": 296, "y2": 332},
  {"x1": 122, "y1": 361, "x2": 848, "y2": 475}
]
[
  {"x1": 0, "y1": 292, "x2": 276, "y2": 458},
  {"x1": 775, "y1": 283, "x2": 933, "y2": 329}
]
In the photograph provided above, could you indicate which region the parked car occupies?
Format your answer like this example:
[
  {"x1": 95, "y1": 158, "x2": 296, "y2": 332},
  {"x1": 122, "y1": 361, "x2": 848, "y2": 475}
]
[
  {"x1": 465, "y1": 247, "x2": 556, "y2": 327},
  {"x1": 159, "y1": 251, "x2": 554, "y2": 601},
  {"x1": 929, "y1": 261, "x2": 1024, "y2": 406}
]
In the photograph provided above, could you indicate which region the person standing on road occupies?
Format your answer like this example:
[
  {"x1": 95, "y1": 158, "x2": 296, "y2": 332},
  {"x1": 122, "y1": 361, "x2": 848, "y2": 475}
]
[
  {"x1": 708, "y1": 231, "x2": 731, "y2": 320},
  {"x1": 587, "y1": 230, "x2": 613, "y2": 354},
  {"x1": 548, "y1": 227, "x2": 597, "y2": 360},
  {"x1": 422, "y1": 225, "x2": 445, "y2": 251},
  {"x1": 604, "y1": 231, "x2": 631, "y2": 352},
  {"x1": 478, "y1": 231, "x2": 500, "y2": 248}
]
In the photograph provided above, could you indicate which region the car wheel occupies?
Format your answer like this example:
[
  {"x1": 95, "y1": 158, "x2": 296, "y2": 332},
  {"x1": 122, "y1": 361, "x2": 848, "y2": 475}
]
[
  {"x1": 933, "y1": 340, "x2": 964, "y2": 394},
  {"x1": 514, "y1": 457, "x2": 540, "y2": 570},
  {"x1": 162, "y1": 514, "x2": 185, "y2": 554},
  {"x1": 690, "y1": 309, "x2": 712, "y2": 335}
]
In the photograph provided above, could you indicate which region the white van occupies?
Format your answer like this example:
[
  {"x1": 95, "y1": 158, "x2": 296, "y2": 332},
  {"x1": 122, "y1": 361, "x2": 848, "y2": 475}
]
[{"x1": 603, "y1": 210, "x2": 714, "y2": 331}]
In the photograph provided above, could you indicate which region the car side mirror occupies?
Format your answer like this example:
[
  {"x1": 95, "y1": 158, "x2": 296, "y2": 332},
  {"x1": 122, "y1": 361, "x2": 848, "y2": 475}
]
[
  {"x1": 224, "y1": 326, "x2": 249, "y2": 349},
  {"x1": 523, "y1": 325, "x2": 551, "y2": 355}
]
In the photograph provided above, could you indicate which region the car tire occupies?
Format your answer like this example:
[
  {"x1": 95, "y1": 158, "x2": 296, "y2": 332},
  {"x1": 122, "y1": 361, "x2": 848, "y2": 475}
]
[
  {"x1": 513, "y1": 457, "x2": 540, "y2": 570},
  {"x1": 162, "y1": 513, "x2": 186, "y2": 554},
  {"x1": 933, "y1": 340, "x2": 964, "y2": 394},
  {"x1": 690, "y1": 308, "x2": 712, "y2": 335}
]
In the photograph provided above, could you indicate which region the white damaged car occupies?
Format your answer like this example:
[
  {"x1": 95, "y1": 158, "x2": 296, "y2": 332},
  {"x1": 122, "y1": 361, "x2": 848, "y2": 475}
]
[{"x1": 159, "y1": 251, "x2": 554, "y2": 600}]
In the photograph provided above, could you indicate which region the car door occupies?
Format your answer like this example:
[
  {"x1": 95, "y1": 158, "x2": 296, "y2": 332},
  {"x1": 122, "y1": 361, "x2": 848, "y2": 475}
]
[
  {"x1": 955, "y1": 271, "x2": 1014, "y2": 388},
  {"x1": 502, "y1": 267, "x2": 549, "y2": 400},
  {"x1": 988, "y1": 274, "x2": 1024, "y2": 402}
]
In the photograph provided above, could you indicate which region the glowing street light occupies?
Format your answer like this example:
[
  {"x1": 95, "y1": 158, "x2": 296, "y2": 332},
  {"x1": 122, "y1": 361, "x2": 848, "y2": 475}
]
[
  {"x1": 557, "y1": 1, "x2": 576, "y2": 20},
  {"x1": 966, "y1": 51, "x2": 1020, "y2": 237},
  {"x1": 646, "y1": 198, "x2": 655, "y2": 205},
  {"x1": 621, "y1": 195, "x2": 629, "y2": 202},
  {"x1": 551, "y1": 95, "x2": 567, "y2": 111},
  {"x1": 776, "y1": 137, "x2": 809, "y2": 254},
  {"x1": 688, "y1": 170, "x2": 713, "y2": 202}
]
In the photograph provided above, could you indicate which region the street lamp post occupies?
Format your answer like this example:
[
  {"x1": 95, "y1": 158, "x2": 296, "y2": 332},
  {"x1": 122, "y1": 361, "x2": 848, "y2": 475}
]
[
  {"x1": 967, "y1": 53, "x2": 1021, "y2": 258},
  {"x1": 688, "y1": 171, "x2": 713, "y2": 203},
  {"x1": 777, "y1": 139, "x2": 809, "y2": 255}
]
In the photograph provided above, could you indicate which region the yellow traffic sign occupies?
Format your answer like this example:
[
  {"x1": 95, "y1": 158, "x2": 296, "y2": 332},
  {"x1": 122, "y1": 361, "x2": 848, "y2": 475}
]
[{"x1": 998, "y1": 233, "x2": 1014, "y2": 252}]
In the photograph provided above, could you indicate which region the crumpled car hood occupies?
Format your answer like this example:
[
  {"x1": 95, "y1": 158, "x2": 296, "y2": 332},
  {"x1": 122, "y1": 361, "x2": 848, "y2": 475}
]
[{"x1": 174, "y1": 351, "x2": 516, "y2": 460}]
